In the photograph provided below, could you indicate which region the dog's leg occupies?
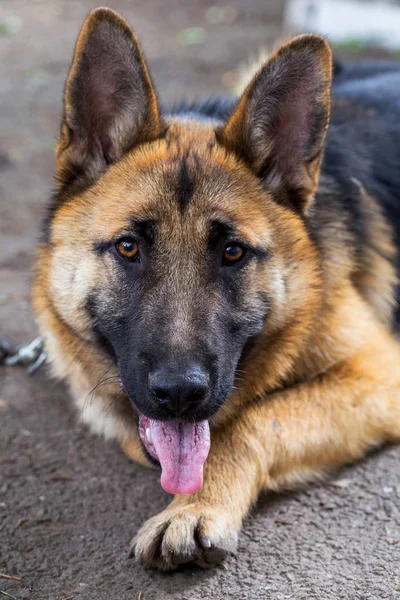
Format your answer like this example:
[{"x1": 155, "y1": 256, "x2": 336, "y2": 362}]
[{"x1": 133, "y1": 342, "x2": 400, "y2": 570}]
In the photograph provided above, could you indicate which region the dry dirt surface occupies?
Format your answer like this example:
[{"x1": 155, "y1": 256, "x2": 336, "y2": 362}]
[{"x1": 1, "y1": 1, "x2": 400, "y2": 599}]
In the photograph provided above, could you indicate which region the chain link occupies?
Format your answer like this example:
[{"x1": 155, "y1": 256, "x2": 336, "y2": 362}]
[{"x1": 0, "y1": 335, "x2": 46, "y2": 375}]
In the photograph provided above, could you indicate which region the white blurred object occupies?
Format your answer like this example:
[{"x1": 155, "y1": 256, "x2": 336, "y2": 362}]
[{"x1": 284, "y1": 0, "x2": 400, "y2": 50}]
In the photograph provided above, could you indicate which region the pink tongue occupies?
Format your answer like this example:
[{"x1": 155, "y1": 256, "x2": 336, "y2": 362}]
[{"x1": 150, "y1": 419, "x2": 210, "y2": 495}]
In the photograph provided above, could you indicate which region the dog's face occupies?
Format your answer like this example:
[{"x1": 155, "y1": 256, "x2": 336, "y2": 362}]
[
  {"x1": 40, "y1": 9, "x2": 331, "y2": 493},
  {"x1": 88, "y1": 138, "x2": 273, "y2": 424},
  {"x1": 53, "y1": 125, "x2": 284, "y2": 422}
]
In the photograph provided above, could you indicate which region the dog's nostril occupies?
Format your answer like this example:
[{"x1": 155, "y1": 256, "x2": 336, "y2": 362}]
[
  {"x1": 148, "y1": 367, "x2": 210, "y2": 416},
  {"x1": 150, "y1": 385, "x2": 171, "y2": 404}
]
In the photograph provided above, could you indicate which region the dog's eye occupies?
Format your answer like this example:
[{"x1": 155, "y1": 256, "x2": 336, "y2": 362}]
[
  {"x1": 116, "y1": 237, "x2": 139, "y2": 260},
  {"x1": 223, "y1": 243, "x2": 246, "y2": 265}
]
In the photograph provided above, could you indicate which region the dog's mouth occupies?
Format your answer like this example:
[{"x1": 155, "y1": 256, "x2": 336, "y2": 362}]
[{"x1": 138, "y1": 413, "x2": 211, "y2": 495}]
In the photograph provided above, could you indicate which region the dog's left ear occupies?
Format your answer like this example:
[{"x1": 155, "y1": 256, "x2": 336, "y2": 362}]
[
  {"x1": 56, "y1": 8, "x2": 161, "y2": 187},
  {"x1": 217, "y1": 35, "x2": 332, "y2": 213}
]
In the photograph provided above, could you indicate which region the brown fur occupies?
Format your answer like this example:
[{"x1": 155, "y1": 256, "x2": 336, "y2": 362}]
[{"x1": 33, "y1": 8, "x2": 400, "y2": 570}]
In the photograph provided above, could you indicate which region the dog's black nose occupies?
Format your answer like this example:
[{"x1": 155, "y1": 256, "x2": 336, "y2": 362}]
[{"x1": 148, "y1": 366, "x2": 210, "y2": 416}]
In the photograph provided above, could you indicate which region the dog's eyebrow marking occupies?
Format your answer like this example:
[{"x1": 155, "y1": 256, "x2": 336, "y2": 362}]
[
  {"x1": 209, "y1": 219, "x2": 237, "y2": 243},
  {"x1": 133, "y1": 219, "x2": 156, "y2": 245},
  {"x1": 209, "y1": 219, "x2": 270, "y2": 259},
  {"x1": 93, "y1": 219, "x2": 157, "y2": 254},
  {"x1": 177, "y1": 152, "x2": 195, "y2": 213}
]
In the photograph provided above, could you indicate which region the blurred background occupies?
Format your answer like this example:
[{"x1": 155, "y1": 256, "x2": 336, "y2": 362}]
[{"x1": 2, "y1": 2, "x2": 400, "y2": 599}]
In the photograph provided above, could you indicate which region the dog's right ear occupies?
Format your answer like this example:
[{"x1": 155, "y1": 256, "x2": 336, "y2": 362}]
[
  {"x1": 217, "y1": 35, "x2": 332, "y2": 213},
  {"x1": 56, "y1": 8, "x2": 161, "y2": 187}
]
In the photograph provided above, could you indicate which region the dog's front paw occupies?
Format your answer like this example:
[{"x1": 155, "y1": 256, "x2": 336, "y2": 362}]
[{"x1": 131, "y1": 504, "x2": 238, "y2": 570}]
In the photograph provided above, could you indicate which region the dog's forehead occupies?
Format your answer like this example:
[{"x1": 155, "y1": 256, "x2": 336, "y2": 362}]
[{"x1": 85, "y1": 119, "x2": 274, "y2": 245}]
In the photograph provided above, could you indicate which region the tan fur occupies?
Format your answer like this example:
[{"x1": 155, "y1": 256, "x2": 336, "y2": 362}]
[
  {"x1": 32, "y1": 8, "x2": 400, "y2": 571},
  {"x1": 351, "y1": 183, "x2": 398, "y2": 327}
]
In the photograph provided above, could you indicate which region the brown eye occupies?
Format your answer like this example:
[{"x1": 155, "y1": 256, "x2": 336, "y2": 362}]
[
  {"x1": 116, "y1": 237, "x2": 139, "y2": 260},
  {"x1": 223, "y1": 243, "x2": 246, "y2": 265}
]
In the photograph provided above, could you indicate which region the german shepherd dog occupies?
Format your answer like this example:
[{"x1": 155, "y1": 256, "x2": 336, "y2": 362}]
[{"x1": 33, "y1": 8, "x2": 400, "y2": 570}]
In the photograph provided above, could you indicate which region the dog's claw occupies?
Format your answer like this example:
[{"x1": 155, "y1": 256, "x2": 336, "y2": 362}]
[{"x1": 132, "y1": 505, "x2": 238, "y2": 571}]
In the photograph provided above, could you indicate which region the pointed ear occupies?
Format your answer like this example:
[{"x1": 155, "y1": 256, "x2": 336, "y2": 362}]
[
  {"x1": 56, "y1": 8, "x2": 162, "y2": 187},
  {"x1": 217, "y1": 35, "x2": 332, "y2": 213}
]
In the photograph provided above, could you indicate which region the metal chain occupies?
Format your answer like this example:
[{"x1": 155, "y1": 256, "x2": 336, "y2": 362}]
[{"x1": 0, "y1": 334, "x2": 46, "y2": 375}]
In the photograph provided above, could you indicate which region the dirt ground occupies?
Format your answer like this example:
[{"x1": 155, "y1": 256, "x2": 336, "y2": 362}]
[{"x1": 1, "y1": 1, "x2": 400, "y2": 599}]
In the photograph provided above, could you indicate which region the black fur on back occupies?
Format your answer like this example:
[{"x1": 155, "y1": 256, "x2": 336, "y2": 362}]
[{"x1": 327, "y1": 61, "x2": 400, "y2": 321}]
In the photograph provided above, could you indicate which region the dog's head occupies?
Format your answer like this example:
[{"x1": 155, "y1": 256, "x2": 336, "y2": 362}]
[{"x1": 42, "y1": 9, "x2": 331, "y2": 493}]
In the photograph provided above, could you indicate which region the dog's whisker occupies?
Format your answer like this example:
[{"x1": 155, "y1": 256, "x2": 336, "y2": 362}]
[{"x1": 81, "y1": 366, "x2": 116, "y2": 417}]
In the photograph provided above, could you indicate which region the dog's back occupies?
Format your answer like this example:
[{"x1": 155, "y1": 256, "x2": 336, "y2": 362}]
[
  {"x1": 330, "y1": 61, "x2": 400, "y2": 259},
  {"x1": 326, "y1": 62, "x2": 400, "y2": 323}
]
